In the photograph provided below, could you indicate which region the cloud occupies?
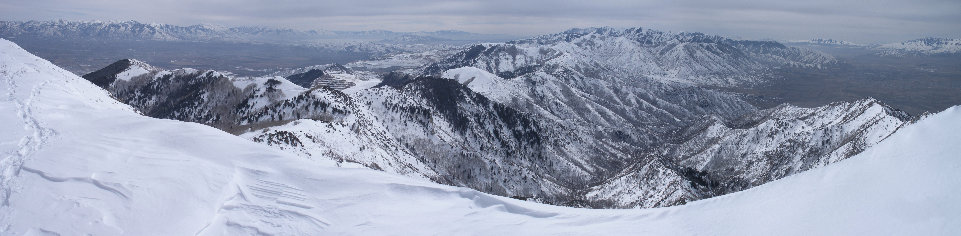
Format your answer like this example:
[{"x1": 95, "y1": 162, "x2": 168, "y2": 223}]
[{"x1": 1, "y1": 0, "x2": 959, "y2": 42}]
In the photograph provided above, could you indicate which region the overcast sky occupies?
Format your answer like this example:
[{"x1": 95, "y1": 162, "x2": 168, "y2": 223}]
[{"x1": 1, "y1": 0, "x2": 959, "y2": 43}]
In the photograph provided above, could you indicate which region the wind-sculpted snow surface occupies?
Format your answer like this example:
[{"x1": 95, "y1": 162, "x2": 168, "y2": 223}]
[{"x1": 2, "y1": 39, "x2": 959, "y2": 235}]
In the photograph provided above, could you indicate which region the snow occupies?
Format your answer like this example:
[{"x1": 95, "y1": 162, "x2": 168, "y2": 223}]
[
  {"x1": 2, "y1": 38, "x2": 961, "y2": 235},
  {"x1": 114, "y1": 63, "x2": 150, "y2": 82},
  {"x1": 230, "y1": 76, "x2": 306, "y2": 110},
  {"x1": 441, "y1": 66, "x2": 519, "y2": 103}
]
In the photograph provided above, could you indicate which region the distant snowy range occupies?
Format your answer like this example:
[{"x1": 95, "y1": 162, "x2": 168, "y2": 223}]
[
  {"x1": 1, "y1": 21, "x2": 960, "y2": 235},
  {"x1": 787, "y1": 37, "x2": 961, "y2": 55}
]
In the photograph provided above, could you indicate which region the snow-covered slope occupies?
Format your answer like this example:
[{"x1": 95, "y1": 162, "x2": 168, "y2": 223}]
[
  {"x1": 1, "y1": 38, "x2": 959, "y2": 235},
  {"x1": 441, "y1": 66, "x2": 523, "y2": 103}
]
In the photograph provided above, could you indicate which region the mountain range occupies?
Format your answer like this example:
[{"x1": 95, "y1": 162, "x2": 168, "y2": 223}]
[
  {"x1": 0, "y1": 38, "x2": 957, "y2": 235},
  {"x1": 74, "y1": 26, "x2": 917, "y2": 208},
  {"x1": 785, "y1": 37, "x2": 961, "y2": 56},
  {"x1": 877, "y1": 37, "x2": 961, "y2": 55},
  {"x1": 0, "y1": 20, "x2": 525, "y2": 76},
  {"x1": 0, "y1": 20, "x2": 519, "y2": 45}
]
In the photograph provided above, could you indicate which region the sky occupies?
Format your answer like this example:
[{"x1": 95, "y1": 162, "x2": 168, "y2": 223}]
[{"x1": 1, "y1": 0, "x2": 960, "y2": 43}]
